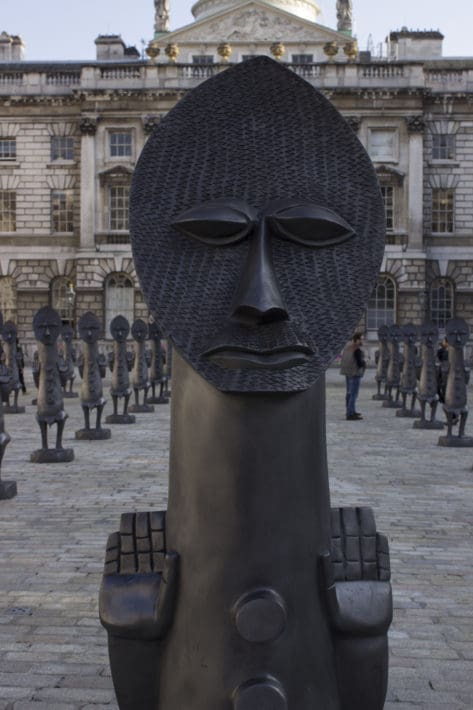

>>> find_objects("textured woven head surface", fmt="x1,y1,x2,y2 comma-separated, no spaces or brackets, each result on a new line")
131,56,385,393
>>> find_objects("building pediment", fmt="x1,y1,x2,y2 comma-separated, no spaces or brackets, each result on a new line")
165,1,345,44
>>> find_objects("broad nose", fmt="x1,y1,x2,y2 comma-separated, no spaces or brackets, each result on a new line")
230,219,288,326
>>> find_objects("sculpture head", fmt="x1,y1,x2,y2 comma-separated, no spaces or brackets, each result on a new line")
446,317,470,347
78,312,102,344
388,324,402,345
110,315,130,343
377,325,389,343
148,321,163,342
2,320,17,344
131,319,148,343
62,324,74,344
131,57,385,393
401,323,418,346
33,307,62,346
420,322,439,347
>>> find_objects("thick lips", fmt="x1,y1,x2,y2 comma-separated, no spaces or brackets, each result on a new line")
203,344,313,370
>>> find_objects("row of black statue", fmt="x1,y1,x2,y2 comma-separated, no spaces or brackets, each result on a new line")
374,319,472,447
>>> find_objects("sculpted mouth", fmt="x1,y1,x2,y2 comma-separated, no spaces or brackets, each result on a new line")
203,344,313,370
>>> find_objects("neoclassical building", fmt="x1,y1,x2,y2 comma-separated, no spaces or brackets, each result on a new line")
1,0,473,354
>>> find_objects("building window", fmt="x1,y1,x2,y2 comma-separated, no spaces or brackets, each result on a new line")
368,129,397,162
109,185,130,231
50,277,75,325
430,279,454,329
105,273,134,335
51,136,74,161
51,190,74,233
109,131,132,158
0,276,17,323
192,55,214,64
291,54,313,63
0,190,16,231
432,134,455,161
381,185,394,231
0,138,16,161
432,188,454,233
366,275,396,330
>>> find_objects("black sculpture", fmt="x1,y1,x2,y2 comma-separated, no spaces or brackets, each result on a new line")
396,323,420,418
1,321,25,414
100,57,391,709
413,322,444,430
382,324,403,408
58,325,78,398
438,318,473,446
372,324,390,401
0,312,16,500
31,350,40,405
147,322,169,405
105,316,135,425
128,319,154,414
31,307,74,463
75,312,111,441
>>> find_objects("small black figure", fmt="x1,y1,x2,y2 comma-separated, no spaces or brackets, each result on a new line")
396,323,420,418
382,324,403,409
16,339,26,394
31,307,74,463
31,351,40,405
0,312,16,499
413,323,444,430
129,320,154,413
372,324,390,401
146,322,169,405
59,325,78,398
438,318,473,447
105,316,136,425
75,312,111,441
1,321,25,414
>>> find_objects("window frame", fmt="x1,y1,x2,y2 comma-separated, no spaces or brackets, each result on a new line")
51,189,74,234
50,135,75,162
432,133,455,161
0,189,16,232
366,275,397,331
50,276,76,325
429,279,454,330
0,138,17,161
108,130,133,160
368,128,398,163
109,183,130,232
380,185,395,232
104,272,134,336
431,188,454,234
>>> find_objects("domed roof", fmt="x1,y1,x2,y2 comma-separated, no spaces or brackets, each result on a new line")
191,0,321,23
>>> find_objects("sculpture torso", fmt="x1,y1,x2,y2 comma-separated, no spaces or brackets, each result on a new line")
111,341,130,396
387,340,401,386
4,339,19,390
37,342,65,422
81,341,104,407
376,340,389,382
418,342,437,401
150,340,164,383
132,340,148,389
444,344,467,413
400,341,417,393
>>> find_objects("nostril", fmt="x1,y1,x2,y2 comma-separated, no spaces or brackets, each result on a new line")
231,305,289,327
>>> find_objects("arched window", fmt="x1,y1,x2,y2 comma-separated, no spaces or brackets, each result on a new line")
430,279,454,330
105,273,134,336
0,276,17,323
366,275,396,330
50,277,76,326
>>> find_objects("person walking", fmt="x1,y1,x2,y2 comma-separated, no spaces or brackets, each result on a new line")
340,332,366,420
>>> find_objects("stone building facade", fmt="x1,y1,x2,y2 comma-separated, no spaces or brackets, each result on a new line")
1,0,473,356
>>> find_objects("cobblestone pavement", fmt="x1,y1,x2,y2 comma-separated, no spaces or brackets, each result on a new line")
0,371,472,709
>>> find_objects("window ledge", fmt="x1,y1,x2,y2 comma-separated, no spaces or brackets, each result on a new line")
47,160,76,168
428,160,459,167
0,162,20,169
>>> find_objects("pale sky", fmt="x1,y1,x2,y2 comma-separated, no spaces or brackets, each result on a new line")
1,1,471,61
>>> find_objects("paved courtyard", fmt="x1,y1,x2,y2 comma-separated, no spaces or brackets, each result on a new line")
0,370,472,709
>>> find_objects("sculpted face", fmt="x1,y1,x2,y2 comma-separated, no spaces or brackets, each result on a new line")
62,325,74,344
420,322,438,347
110,315,130,343
2,321,17,344
377,325,389,343
148,321,163,342
131,319,148,343
131,57,385,393
33,307,62,346
446,318,470,347
388,325,402,345
79,312,101,344
402,323,418,346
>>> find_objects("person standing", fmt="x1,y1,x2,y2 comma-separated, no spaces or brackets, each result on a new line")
340,332,366,420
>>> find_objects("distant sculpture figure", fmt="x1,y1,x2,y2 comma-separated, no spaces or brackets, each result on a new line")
147,322,169,405
0,312,16,499
31,307,74,463
105,316,136,425
438,318,473,446
396,323,420,418
154,0,170,33
413,322,444,430
75,312,111,441
383,324,403,408
31,350,40,405
59,325,78,398
129,320,154,413
337,0,353,33
1,321,25,414
372,324,390,400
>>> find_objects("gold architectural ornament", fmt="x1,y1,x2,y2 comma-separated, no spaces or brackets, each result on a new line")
323,41,339,60
270,42,285,61
217,42,232,62
343,39,358,62
146,40,160,62
165,43,180,63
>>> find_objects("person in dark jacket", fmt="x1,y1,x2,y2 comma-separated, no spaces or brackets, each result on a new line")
340,332,366,420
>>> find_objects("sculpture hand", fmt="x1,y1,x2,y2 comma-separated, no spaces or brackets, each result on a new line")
99,511,178,640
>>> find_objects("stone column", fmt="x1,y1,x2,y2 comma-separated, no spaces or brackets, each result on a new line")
406,116,425,251
79,118,97,250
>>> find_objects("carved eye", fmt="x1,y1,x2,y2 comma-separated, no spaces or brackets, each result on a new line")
268,204,355,247
171,202,253,245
